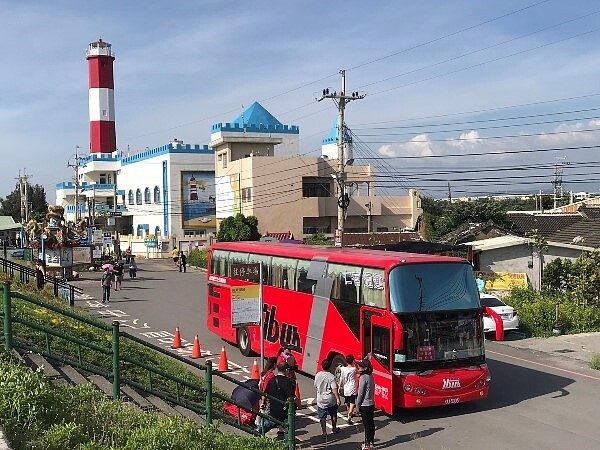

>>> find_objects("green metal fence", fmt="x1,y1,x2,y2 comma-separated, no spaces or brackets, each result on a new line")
0,281,296,449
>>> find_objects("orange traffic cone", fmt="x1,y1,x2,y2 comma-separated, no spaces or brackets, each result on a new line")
217,346,230,372
191,335,202,359
295,381,301,402
172,327,182,349
250,358,260,379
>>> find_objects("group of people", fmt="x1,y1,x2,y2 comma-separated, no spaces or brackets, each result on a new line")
101,255,137,303
315,354,376,449
248,346,376,449
171,248,187,272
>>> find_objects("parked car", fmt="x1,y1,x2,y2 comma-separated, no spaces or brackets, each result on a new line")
480,294,519,334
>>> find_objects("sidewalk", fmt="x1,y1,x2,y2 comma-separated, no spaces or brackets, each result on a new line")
498,332,600,365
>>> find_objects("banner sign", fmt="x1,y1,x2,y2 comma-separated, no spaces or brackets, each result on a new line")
484,272,528,290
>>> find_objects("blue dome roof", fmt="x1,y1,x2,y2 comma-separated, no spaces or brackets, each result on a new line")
231,102,283,128
322,117,352,145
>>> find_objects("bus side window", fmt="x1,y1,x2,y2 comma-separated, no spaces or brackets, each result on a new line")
248,254,271,284
327,263,360,304
361,269,386,308
372,324,391,371
228,252,249,279
297,260,316,294
271,257,297,290
211,250,229,276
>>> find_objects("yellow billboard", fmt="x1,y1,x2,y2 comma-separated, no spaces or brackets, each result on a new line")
483,272,529,290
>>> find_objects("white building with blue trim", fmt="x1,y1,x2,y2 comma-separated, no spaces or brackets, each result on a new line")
55,139,215,255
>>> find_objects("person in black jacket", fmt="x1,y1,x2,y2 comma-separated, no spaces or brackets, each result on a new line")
35,259,45,289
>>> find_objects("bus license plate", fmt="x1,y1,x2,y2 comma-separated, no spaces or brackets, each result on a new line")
444,398,460,405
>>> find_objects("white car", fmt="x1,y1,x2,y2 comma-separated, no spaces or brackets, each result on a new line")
480,294,519,334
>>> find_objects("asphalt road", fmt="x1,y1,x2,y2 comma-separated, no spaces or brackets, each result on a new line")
72,259,600,449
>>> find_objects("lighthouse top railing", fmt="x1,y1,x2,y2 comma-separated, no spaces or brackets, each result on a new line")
87,39,113,57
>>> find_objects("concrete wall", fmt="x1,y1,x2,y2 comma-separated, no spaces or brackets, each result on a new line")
477,243,584,290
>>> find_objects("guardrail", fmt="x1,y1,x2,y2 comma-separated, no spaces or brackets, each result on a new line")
0,257,82,305
0,282,295,449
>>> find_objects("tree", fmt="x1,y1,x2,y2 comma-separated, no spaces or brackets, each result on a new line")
216,213,261,242
421,196,510,240
305,232,332,246
0,183,48,223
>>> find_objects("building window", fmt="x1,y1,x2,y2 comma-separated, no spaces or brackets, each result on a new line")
136,189,142,205
242,187,252,203
128,190,134,205
218,152,227,168
99,173,107,184
302,177,332,197
144,187,151,204
155,226,161,237
154,186,160,203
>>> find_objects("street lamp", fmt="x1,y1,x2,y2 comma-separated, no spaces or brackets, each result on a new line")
41,233,47,265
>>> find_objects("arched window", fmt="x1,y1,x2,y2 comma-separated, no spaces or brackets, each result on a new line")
144,187,151,204
155,226,161,237
128,190,134,205
154,186,160,203
136,189,142,205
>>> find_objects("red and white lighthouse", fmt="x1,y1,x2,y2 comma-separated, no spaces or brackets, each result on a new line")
87,39,116,154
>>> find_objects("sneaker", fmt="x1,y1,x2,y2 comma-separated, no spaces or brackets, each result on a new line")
347,416,353,424
331,427,340,434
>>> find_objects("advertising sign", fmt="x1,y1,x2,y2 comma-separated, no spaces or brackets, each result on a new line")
231,285,261,326
483,272,528,290
215,175,240,219
181,171,216,228
72,246,92,264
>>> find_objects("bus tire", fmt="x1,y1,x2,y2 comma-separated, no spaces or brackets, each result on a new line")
237,326,253,357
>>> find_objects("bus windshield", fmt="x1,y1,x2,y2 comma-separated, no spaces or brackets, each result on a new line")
389,262,480,313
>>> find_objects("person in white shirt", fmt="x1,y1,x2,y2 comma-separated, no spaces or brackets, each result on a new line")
338,354,358,423
314,358,341,436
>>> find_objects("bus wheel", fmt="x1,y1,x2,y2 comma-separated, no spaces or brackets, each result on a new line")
237,326,252,357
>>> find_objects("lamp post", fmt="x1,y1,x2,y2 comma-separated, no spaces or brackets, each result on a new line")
365,202,372,233
41,233,47,265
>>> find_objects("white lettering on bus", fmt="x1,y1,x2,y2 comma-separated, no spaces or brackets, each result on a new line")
444,397,460,404
442,378,461,389
374,384,389,400
263,304,303,352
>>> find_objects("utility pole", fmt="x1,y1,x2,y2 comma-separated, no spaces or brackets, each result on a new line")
318,70,365,247
67,146,87,222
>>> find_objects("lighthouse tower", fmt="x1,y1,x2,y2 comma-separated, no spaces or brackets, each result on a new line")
87,39,116,154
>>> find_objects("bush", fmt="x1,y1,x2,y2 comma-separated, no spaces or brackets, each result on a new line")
590,354,600,371
0,350,285,449
506,287,600,337
187,248,208,268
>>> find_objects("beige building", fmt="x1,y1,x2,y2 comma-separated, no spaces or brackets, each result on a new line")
210,102,422,240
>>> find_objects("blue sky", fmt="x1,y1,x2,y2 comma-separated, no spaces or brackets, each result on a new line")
1,0,599,202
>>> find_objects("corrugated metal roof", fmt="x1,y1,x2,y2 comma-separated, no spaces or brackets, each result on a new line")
464,235,528,251
0,216,19,231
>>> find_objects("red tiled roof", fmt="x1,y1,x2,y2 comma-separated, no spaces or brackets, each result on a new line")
263,231,294,241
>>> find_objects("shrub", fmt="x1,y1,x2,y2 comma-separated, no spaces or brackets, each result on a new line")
590,354,600,371
506,287,600,337
187,248,208,268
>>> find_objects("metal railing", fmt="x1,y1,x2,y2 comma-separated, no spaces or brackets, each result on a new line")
0,282,295,449
0,257,82,305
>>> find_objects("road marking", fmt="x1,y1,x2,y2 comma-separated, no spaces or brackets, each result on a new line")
487,349,600,381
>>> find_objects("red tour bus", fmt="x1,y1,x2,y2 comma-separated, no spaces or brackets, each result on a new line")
206,241,490,413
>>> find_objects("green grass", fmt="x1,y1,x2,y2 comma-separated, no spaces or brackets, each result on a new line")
0,350,284,450
590,354,600,371
0,277,285,449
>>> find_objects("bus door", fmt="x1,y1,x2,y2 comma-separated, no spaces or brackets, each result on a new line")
361,310,394,414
